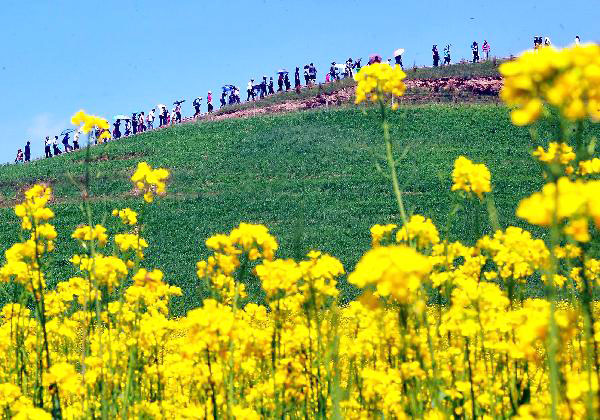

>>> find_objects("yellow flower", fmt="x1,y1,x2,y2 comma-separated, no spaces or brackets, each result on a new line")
370,223,397,247
131,162,170,203
112,208,138,225
72,224,108,247
70,109,109,133
532,142,575,165
500,44,600,124
354,62,406,105
396,215,440,249
451,156,491,199
349,245,431,303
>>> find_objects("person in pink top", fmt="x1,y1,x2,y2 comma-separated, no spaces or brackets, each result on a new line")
207,91,213,113
482,40,491,60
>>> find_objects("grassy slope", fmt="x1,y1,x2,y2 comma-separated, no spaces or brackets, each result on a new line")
3,102,583,314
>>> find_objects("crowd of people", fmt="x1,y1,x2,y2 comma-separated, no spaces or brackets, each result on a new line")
13,35,583,164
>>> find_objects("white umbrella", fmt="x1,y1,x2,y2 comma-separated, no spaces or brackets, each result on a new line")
114,115,130,120
394,48,405,57
157,104,167,109
335,63,346,70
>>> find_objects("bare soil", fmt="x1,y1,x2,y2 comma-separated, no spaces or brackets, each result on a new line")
192,76,503,123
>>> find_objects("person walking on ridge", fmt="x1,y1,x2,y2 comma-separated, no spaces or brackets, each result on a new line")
52,136,62,155
432,45,440,67
471,41,480,63
482,40,490,60
73,130,80,149
193,98,202,117
113,120,121,139
15,149,24,163
44,136,52,158
148,109,155,129
247,80,255,101
444,45,451,65
294,67,301,92
62,132,71,151
24,141,31,162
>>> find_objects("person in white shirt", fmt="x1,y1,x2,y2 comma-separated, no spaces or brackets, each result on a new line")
247,80,255,101
52,136,62,155
148,109,155,129
73,130,80,150
44,136,52,158
575,35,581,45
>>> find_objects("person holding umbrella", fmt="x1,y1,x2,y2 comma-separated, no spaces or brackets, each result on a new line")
24,141,31,162
277,73,284,92
268,77,274,95
393,49,403,69
62,132,72,151
172,101,184,123
193,98,202,117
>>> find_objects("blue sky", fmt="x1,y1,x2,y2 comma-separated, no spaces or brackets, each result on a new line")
1,0,597,163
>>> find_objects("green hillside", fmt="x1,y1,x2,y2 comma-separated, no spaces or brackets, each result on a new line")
2,102,593,313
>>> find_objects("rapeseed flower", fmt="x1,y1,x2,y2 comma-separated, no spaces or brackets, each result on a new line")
354,62,406,106
451,156,492,199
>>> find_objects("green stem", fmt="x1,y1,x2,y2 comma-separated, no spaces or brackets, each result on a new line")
379,99,409,226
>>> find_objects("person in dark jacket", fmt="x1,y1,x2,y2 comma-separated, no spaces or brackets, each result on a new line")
261,76,267,98
294,67,301,91
432,45,440,67
284,73,291,90
113,120,121,139
24,141,31,162
471,41,480,63
132,113,138,134
62,132,71,151
268,77,274,94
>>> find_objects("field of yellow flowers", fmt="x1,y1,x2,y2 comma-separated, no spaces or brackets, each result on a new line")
1,44,600,419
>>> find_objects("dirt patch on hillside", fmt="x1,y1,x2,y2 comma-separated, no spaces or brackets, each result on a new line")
405,77,502,96
201,77,502,122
